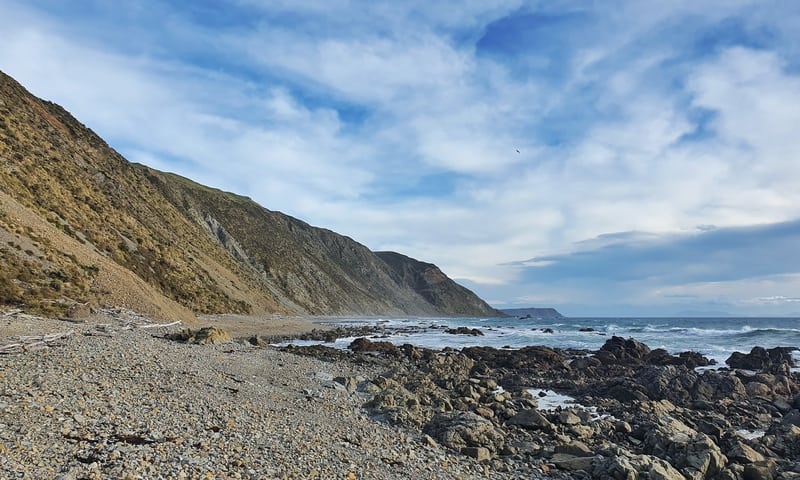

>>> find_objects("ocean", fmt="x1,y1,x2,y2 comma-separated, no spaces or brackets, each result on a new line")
293,316,800,367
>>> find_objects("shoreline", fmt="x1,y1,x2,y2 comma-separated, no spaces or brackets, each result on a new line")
2,310,798,478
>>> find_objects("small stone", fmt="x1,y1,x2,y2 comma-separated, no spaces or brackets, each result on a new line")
551,453,594,471
554,440,593,457
614,420,632,433
461,447,491,462
558,411,581,425
506,409,555,432
422,435,438,448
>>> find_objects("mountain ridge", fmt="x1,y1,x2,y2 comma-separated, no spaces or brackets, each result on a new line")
0,70,501,319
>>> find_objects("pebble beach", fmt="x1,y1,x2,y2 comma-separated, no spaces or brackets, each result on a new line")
0,313,497,480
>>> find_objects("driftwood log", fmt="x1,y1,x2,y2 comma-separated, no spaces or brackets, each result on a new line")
0,307,182,353
0,330,74,354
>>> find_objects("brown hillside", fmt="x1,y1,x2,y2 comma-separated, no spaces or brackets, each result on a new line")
0,70,501,318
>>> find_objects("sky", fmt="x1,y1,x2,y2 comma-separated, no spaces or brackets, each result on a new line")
1,1,800,316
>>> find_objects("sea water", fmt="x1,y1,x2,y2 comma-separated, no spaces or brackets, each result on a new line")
293,316,800,366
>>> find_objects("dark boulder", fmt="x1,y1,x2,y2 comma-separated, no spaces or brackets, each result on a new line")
348,337,400,356
636,365,697,404
444,327,484,336
726,346,797,374
423,411,506,455
676,351,714,368
692,371,746,403
462,345,569,372
642,349,713,368
596,336,651,365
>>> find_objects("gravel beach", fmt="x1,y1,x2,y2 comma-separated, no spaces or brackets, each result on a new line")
0,312,498,479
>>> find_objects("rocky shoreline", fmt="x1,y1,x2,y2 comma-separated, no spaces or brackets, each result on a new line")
287,326,800,479
1,313,798,479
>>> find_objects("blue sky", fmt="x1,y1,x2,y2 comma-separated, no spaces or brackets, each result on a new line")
2,0,800,316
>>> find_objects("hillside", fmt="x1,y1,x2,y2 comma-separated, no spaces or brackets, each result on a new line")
375,251,502,316
0,70,499,319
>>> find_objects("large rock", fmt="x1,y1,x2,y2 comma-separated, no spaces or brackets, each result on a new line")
461,345,569,372
365,377,427,427
692,370,747,403
636,365,697,404
644,416,727,480
726,347,797,374
646,349,713,368
743,460,776,480
348,337,400,356
596,336,651,365
169,326,231,345
444,327,484,336
727,441,766,464
592,446,685,480
550,453,595,472
423,411,505,455
506,409,556,432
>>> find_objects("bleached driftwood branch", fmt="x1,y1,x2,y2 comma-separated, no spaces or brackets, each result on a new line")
0,330,74,354
137,320,182,329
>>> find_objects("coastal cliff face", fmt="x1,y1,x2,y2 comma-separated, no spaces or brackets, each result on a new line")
375,251,502,317
0,70,500,319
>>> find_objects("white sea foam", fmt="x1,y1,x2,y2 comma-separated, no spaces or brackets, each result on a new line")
734,429,765,440
527,389,615,421
280,316,799,364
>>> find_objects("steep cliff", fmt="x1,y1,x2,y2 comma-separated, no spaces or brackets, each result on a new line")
375,251,503,317
0,70,500,318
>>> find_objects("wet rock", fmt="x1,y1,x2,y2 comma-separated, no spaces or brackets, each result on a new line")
773,398,793,413
569,356,602,370
615,421,633,434
747,381,773,397
726,347,797,374
348,337,400,356
645,349,713,368
462,345,569,373
444,327,484,336
764,419,800,459
423,411,505,456
596,336,651,365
